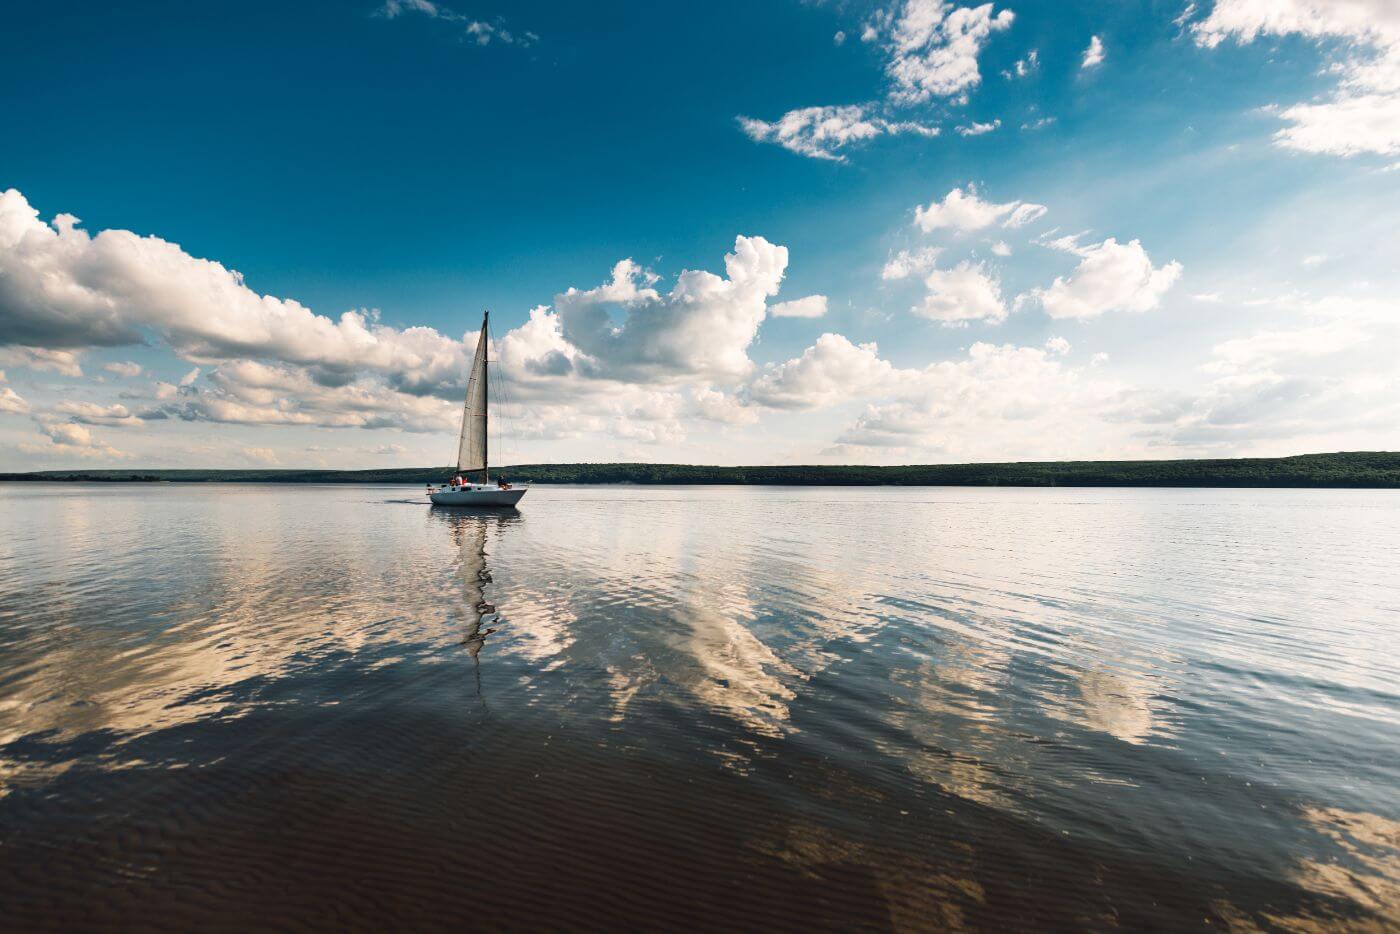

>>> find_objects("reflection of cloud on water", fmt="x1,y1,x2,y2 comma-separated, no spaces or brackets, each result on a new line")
667,602,799,737
1282,807,1400,927
0,502,527,794
1043,627,1180,747
489,512,870,741
1210,806,1400,931
1073,668,1157,745
755,819,986,931
884,649,1024,812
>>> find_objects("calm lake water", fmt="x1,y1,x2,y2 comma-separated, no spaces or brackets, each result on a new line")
0,483,1396,930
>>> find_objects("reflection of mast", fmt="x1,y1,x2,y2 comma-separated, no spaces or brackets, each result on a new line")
446,514,507,700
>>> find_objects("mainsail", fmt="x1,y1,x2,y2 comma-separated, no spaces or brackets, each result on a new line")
455,313,489,477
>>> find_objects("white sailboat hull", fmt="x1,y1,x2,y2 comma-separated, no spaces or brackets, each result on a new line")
428,485,528,508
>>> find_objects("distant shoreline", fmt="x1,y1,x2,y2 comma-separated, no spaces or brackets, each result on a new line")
3,452,1399,488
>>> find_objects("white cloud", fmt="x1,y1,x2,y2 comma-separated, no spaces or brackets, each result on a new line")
22,414,129,460
52,401,143,427
103,360,143,377
747,334,900,409
1045,336,1072,355
956,119,1001,136
914,185,1048,232
0,345,83,377
770,295,829,318
1195,0,1400,157
0,386,29,415
692,387,760,424
913,260,1007,325
1003,48,1039,79
179,366,201,387
738,106,938,162
881,247,943,280
1027,237,1182,320
866,1,1016,105
832,341,1119,457
990,240,1012,256
374,0,535,47
1081,35,1105,69
1131,295,1400,449
1271,93,1400,157
239,447,281,465
1193,1,1400,48
542,235,788,384
0,189,472,402
834,30,846,46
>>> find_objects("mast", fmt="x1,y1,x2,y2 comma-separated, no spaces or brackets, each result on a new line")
482,310,489,484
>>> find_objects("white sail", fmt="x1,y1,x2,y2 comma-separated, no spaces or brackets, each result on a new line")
455,316,488,475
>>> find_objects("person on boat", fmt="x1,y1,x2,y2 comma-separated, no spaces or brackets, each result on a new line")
498,479,511,490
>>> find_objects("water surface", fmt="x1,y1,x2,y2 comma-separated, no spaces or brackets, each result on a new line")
1,483,1397,929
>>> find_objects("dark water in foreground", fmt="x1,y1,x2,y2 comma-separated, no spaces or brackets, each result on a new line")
0,483,1396,931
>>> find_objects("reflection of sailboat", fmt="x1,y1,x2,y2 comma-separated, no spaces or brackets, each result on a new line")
428,311,528,508
439,512,518,672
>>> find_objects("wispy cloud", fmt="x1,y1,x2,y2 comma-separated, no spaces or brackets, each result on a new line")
738,105,937,162
373,0,536,47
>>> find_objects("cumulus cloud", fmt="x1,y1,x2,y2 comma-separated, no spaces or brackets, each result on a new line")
914,185,1048,232
542,235,788,383
103,360,143,377
0,386,29,415
0,189,472,400
881,247,943,280
149,359,456,432
1025,237,1182,319
738,106,938,162
747,334,901,409
770,295,829,318
0,345,83,377
913,261,1007,325
1130,295,1400,449
832,341,1118,457
22,414,129,460
52,401,144,427
1081,35,1105,69
739,330,1131,460
739,2,1014,161
692,387,760,424
865,0,1016,104
1195,0,1400,157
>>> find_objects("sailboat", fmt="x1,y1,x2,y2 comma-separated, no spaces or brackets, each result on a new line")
428,311,528,507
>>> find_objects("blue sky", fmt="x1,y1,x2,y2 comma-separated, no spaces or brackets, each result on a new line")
2,0,1397,468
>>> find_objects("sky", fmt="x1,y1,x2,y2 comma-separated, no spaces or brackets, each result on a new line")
1,0,1398,470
